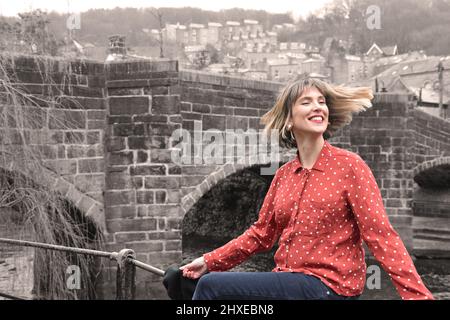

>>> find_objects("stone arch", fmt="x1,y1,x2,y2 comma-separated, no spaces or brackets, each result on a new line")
0,164,105,299
180,150,294,215
413,156,450,189
0,163,105,231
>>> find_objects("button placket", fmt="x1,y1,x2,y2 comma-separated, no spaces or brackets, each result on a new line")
291,169,311,225
284,168,311,267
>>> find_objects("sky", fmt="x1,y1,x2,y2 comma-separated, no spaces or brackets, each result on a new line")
0,0,333,20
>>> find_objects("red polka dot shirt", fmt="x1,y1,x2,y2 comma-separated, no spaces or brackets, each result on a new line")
203,140,435,300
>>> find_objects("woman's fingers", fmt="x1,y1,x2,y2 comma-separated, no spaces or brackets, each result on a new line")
179,263,192,272
179,257,206,278
181,267,199,279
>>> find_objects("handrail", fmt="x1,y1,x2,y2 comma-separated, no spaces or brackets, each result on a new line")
128,258,165,277
0,237,114,258
0,291,26,300
0,237,165,276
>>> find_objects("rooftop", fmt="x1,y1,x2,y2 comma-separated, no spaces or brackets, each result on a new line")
189,23,205,29
375,56,450,78
208,22,223,27
244,19,259,25
226,21,241,26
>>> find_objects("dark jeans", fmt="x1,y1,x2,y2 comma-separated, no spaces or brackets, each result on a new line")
192,272,360,300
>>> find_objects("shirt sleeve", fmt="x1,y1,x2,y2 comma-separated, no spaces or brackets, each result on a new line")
203,169,282,272
346,155,435,300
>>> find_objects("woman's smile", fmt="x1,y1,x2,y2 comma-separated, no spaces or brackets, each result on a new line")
307,115,325,124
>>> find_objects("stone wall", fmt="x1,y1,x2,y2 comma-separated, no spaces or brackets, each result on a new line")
411,109,450,257
413,109,450,163
345,93,418,250
413,187,450,257
101,60,181,299
0,55,106,226
0,208,34,300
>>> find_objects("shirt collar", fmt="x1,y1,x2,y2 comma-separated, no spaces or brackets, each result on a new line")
292,140,332,173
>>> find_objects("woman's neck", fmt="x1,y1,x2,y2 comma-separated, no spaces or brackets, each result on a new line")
295,135,325,169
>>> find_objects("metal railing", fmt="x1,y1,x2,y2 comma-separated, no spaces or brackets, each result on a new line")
0,237,165,300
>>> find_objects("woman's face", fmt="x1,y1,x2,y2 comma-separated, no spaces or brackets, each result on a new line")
290,86,329,137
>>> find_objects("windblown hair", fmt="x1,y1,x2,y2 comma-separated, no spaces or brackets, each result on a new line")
261,77,374,149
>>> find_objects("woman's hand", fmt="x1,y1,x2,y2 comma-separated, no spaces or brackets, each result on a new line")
179,256,208,279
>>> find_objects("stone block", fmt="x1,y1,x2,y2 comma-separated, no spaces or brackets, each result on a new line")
109,96,150,115
104,190,134,206
131,165,167,176
109,151,134,166
152,95,180,114
78,158,104,173
106,218,157,232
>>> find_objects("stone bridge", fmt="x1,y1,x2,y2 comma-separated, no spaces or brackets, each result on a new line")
0,55,448,299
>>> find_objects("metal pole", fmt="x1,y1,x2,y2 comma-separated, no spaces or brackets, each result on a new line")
0,237,166,275
128,258,165,277
0,237,113,258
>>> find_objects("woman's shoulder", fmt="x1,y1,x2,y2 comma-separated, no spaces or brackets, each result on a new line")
328,143,365,164
275,162,290,177
327,143,370,173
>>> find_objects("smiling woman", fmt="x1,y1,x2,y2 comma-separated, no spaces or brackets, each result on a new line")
261,77,373,149
179,77,435,300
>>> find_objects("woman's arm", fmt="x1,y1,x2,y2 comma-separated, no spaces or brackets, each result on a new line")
346,155,434,300
200,169,282,272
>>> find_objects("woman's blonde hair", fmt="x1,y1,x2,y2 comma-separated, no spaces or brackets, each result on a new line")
261,77,373,149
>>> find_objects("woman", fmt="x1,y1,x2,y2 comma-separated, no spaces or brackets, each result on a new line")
180,78,434,300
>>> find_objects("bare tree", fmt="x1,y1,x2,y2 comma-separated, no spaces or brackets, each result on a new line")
150,8,164,58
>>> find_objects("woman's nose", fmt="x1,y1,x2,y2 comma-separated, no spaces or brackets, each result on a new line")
312,102,322,110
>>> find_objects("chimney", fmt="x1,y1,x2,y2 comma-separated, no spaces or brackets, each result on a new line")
108,35,127,55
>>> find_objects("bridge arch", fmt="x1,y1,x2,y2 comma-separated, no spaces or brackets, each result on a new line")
180,151,294,216
0,162,105,231
0,163,105,299
413,156,450,189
